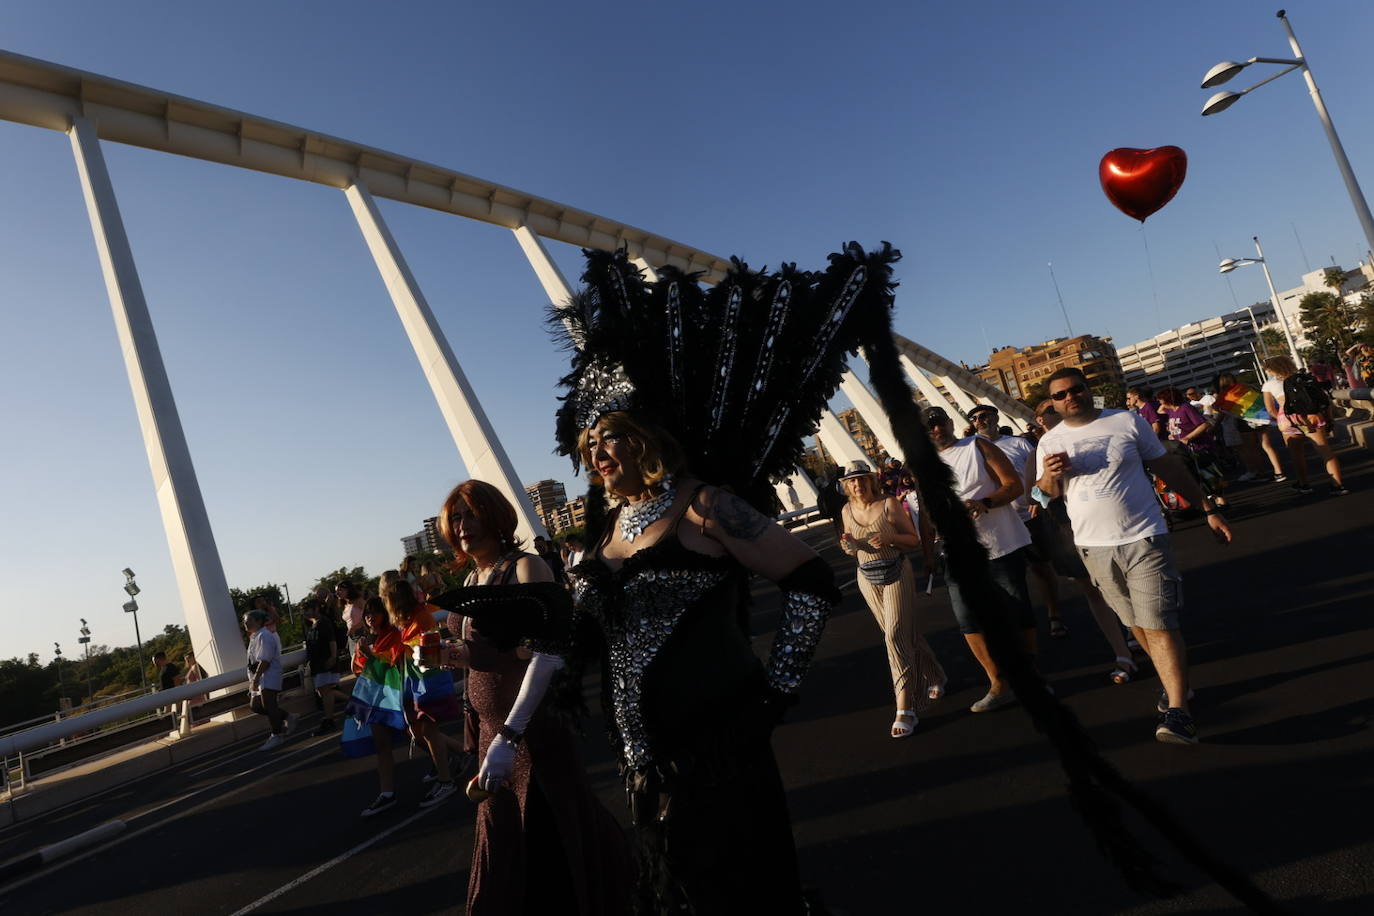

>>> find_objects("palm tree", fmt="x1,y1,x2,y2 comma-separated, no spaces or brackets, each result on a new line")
1322,266,1347,298
1298,291,1356,366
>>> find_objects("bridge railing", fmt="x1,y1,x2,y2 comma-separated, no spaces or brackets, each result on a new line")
1,648,306,793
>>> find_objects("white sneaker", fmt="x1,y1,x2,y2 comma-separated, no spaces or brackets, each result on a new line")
1237,472,1258,482
259,733,284,751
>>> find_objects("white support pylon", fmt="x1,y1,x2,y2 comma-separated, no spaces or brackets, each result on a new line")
68,116,245,678
840,367,902,460
775,466,819,513
899,356,963,420
938,375,982,417
346,181,542,545
513,225,575,307
630,256,660,282
817,409,870,471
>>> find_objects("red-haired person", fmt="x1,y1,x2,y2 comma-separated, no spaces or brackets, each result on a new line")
434,479,630,915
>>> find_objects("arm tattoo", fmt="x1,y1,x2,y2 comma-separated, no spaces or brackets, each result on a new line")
714,491,770,540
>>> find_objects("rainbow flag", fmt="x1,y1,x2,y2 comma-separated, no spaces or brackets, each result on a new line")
341,656,461,757
1213,383,1270,423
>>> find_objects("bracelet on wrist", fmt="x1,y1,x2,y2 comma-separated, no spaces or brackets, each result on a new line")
497,725,525,745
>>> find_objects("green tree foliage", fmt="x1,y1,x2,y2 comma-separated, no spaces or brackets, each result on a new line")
310,566,374,595
1322,267,1347,297
1297,291,1358,368
1356,294,1374,346
1019,379,1049,410
1095,381,1126,409
1258,327,1288,360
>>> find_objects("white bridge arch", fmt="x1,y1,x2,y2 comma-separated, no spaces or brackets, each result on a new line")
0,49,1032,677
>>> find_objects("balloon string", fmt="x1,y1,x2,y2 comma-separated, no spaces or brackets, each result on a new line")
1139,224,1172,388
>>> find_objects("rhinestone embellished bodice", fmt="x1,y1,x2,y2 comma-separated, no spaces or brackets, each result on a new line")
572,539,739,771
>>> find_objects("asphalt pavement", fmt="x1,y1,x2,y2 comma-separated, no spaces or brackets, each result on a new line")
2,445,1372,915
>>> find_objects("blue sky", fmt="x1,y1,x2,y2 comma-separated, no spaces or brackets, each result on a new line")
3,1,1373,665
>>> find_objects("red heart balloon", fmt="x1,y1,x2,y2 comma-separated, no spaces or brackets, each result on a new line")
1099,146,1188,222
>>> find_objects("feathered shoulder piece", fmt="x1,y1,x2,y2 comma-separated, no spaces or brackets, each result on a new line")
551,242,901,512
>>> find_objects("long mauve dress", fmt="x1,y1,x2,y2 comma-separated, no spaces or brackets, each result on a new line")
462,557,632,916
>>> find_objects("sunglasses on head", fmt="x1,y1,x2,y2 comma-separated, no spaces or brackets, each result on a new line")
1050,383,1087,401
925,412,948,428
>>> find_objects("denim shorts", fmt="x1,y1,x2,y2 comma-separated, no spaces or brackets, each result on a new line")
947,547,1035,635
1080,535,1183,631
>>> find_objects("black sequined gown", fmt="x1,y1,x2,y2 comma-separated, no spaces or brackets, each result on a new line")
572,517,817,915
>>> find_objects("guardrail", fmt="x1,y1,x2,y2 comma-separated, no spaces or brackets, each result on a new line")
0,688,153,743
1,649,306,791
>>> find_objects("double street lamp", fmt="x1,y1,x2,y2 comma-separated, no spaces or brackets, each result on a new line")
122,568,147,689
78,618,94,705
1201,9,1374,256
1219,235,1304,370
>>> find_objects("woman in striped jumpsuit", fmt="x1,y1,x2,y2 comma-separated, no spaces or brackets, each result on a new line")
839,460,947,738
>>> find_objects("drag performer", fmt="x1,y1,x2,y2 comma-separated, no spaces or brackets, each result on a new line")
573,409,834,913
429,479,631,916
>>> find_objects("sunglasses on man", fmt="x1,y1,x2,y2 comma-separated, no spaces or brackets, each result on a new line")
1050,383,1087,401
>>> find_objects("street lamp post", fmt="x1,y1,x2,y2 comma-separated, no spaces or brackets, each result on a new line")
122,569,147,689
78,618,93,705
53,642,65,699
1201,9,1374,256
1219,235,1304,369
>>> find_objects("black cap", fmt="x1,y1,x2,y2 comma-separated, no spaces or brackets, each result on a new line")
922,406,950,424
967,404,998,420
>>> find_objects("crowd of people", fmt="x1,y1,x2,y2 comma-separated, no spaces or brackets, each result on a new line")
218,241,1345,913
810,356,1360,753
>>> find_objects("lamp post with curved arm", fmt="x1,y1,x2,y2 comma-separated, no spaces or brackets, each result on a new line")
1219,235,1304,370
1201,10,1374,256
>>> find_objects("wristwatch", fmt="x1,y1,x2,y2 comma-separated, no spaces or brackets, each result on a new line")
979,497,995,510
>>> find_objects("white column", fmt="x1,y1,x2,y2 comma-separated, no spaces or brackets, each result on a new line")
789,466,819,504
938,375,981,415
630,256,660,281
774,466,819,512
513,225,575,306
900,355,962,419
68,116,245,678
345,181,541,544
817,409,869,470
839,369,902,458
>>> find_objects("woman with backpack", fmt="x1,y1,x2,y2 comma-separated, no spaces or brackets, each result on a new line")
1261,356,1348,496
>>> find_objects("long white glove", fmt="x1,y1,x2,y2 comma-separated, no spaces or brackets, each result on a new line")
475,651,565,791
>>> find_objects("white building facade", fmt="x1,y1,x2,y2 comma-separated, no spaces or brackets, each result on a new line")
1116,304,1277,390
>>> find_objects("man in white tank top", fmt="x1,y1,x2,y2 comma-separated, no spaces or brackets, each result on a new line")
925,406,1037,713
971,403,1072,639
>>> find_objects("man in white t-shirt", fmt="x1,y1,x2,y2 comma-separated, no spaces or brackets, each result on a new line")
244,609,291,750
1035,368,1233,745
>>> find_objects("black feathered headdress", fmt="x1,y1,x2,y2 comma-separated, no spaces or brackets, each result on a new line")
552,242,900,514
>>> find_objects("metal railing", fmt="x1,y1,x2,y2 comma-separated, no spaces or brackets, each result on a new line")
1,649,306,792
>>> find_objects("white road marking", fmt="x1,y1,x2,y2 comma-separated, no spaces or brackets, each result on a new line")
226,801,450,915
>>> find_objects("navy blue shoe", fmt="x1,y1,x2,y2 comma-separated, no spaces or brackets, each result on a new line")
1155,708,1198,745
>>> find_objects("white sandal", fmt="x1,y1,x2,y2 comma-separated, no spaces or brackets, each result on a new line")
891,710,917,739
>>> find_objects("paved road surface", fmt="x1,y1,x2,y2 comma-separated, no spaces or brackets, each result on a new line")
3,447,1372,914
